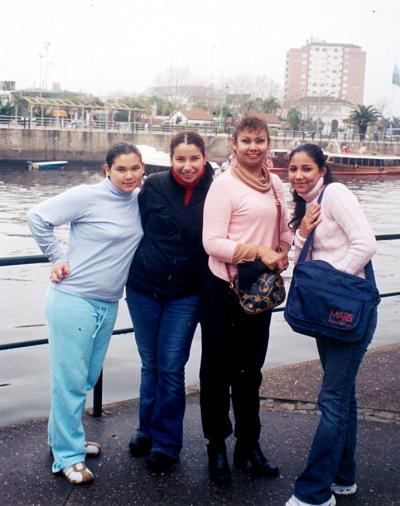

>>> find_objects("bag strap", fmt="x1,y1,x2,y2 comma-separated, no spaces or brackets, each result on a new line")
225,182,281,285
297,187,377,288
271,184,282,248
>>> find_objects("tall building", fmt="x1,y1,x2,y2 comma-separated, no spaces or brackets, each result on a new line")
284,38,366,105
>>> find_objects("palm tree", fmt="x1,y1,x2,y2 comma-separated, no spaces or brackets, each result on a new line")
286,107,302,131
348,105,380,141
262,96,281,115
240,98,261,114
390,116,400,128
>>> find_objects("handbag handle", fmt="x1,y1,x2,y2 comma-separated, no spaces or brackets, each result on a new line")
297,187,377,288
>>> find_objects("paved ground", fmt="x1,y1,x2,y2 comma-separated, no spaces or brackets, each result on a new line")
1,343,399,506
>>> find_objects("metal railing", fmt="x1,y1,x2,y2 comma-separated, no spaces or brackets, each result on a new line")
0,114,220,135
1,233,400,416
2,114,400,142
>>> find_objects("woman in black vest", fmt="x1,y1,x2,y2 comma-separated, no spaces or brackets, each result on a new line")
126,131,213,472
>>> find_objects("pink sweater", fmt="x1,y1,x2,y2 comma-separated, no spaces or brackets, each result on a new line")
294,177,377,278
203,169,292,281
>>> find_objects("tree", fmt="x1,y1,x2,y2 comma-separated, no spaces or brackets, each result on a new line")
286,108,302,130
348,105,380,141
262,96,281,115
390,116,400,128
224,73,280,99
113,96,153,122
219,104,234,117
240,98,262,114
153,65,192,107
192,102,208,111
149,95,176,116
0,102,13,115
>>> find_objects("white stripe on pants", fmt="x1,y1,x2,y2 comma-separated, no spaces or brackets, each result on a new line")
45,287,118,472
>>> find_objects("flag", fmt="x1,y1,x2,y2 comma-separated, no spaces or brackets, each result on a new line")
393,65,400,87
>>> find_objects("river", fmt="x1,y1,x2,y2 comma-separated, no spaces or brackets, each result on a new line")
0,164,399,425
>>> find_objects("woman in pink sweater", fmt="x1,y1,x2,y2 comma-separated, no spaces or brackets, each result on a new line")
285,144,377,506
200,116,292,485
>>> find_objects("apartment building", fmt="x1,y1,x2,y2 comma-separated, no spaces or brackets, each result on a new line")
284,38,366,105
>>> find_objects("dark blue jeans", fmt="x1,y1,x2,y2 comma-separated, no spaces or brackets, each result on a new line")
294,308,377,505
126,287,199,459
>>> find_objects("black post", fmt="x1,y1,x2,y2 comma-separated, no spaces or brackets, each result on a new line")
93,370,103,417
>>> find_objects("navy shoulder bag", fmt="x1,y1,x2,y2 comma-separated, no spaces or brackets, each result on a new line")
284,189,380,342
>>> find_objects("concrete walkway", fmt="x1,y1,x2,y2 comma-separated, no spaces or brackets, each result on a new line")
1,343,399,506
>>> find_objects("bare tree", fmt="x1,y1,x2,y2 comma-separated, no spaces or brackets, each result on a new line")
224,73,280,99
153,66,193,107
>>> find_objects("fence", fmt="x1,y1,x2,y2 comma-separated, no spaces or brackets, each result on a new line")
1,234,400,416
1,114,400,143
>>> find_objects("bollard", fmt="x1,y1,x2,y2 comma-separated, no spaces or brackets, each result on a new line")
93,370,103,417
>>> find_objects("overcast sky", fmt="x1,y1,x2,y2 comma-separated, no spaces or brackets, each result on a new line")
1,0,400,114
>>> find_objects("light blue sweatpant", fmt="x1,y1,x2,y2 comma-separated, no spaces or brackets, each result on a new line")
45,287,118,473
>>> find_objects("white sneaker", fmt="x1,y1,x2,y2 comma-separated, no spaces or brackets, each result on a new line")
285,494,336,506
331,482,357,495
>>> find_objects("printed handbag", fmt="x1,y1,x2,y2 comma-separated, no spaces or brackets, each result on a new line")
233,260,286,314
284,189,380,342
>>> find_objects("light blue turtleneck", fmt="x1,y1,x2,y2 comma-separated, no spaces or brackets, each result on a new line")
27,177,143,301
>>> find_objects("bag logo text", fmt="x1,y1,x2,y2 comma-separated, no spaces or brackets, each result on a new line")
328,309,353,327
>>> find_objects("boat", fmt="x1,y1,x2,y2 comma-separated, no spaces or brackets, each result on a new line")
270,148,289,173
325,153,400,175
27,161,68,171
136,144,220,175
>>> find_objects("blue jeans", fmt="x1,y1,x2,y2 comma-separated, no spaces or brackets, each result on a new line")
126,287,199,458
294,308,377,505
45,287,118,472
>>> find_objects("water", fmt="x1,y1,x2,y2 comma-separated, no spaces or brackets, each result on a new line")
1,165,399,425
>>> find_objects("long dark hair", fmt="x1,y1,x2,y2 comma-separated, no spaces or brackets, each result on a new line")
288,143,334,230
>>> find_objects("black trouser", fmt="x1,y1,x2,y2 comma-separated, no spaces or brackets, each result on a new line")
199,269,272,444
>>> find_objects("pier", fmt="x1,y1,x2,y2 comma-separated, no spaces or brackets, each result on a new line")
0,343,399,505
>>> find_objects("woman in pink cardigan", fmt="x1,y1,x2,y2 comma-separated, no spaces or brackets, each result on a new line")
285,144,377,506
200,116,292,486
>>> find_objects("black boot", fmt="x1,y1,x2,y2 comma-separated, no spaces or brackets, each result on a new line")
146,451,178,473
129,435,152,457
207,440,232,486
233,441,279,477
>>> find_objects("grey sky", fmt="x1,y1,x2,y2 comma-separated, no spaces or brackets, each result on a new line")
1,0,400,114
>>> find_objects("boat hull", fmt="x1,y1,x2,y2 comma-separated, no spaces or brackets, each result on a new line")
28,161,68,171
327,163,400,176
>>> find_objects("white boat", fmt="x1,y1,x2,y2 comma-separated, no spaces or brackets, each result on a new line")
27,161,68,171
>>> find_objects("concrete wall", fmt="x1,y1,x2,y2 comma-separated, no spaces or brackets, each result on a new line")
0,128,232,163
1,128,399,164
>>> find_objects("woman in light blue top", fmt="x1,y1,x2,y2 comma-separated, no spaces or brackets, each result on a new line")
27,142,144,484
